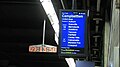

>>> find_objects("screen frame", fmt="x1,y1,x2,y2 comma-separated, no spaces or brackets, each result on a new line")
58,9,88,58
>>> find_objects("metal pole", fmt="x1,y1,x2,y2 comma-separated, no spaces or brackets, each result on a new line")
72,0,75,9
60,0,65,9
42,20,46,46
72,0,77,9
97,0,101,12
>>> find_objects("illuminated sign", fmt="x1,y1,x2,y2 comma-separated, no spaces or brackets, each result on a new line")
59,10,88,57
29,45,57,53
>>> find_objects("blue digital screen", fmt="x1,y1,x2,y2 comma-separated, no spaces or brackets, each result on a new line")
59,10,87,56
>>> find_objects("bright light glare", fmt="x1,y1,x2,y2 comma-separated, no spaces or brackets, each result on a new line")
65,58,76,67
40,0,75,67
40,0,59,45
55,34,58,44
40,0,55,15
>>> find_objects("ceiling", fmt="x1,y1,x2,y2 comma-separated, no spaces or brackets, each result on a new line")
0,0,111,67
0,0,65,67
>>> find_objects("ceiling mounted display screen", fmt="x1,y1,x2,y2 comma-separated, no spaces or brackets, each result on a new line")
59,10,88,57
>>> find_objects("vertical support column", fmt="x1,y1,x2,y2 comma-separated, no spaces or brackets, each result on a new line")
72,0,77,9
104,22,110,67
42,20,46,46
97,0,101,12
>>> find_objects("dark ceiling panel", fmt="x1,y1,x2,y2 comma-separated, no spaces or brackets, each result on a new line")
0,2,45,29
0,1,56,44
63,0,72,9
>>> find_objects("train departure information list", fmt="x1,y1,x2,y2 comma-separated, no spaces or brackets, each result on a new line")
60,10,87,56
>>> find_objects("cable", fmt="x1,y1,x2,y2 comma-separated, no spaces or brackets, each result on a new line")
60,0,65,9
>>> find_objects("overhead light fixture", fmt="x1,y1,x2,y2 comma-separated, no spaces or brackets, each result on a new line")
40,0,59,44
39,0,75,67
65,58,76,67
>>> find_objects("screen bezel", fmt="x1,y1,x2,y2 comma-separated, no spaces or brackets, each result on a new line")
58,9,88,58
